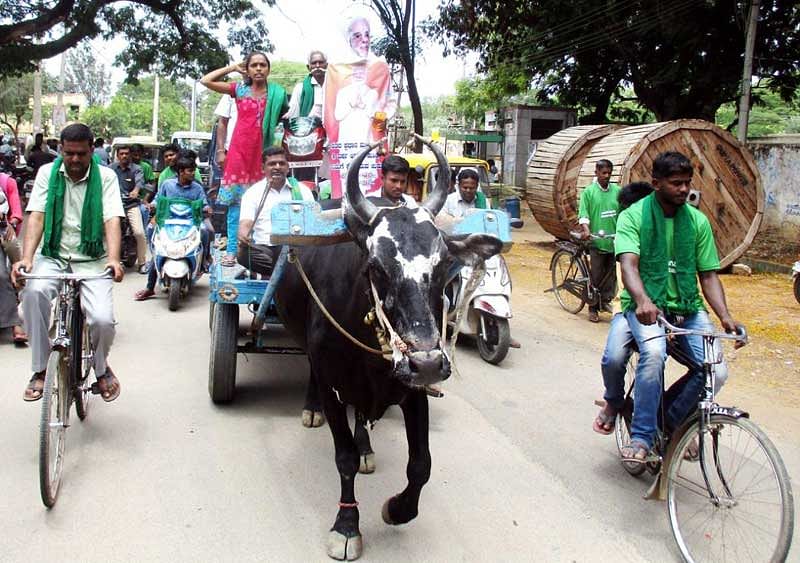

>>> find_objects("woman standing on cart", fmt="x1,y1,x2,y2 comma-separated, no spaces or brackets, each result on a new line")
200,52,288,266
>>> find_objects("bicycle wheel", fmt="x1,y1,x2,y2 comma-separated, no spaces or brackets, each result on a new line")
39,349,70,508
74,316,94,421
550,250,587,314
667,415,794,562
614,351,646,476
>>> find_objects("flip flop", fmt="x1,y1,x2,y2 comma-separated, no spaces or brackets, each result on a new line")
620,440,649,465
23,372,46,402
92,369,121,402
134,289,155,301
592,404,617,435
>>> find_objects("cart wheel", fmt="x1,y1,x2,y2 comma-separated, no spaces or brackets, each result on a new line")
209,303,238,403
208,301,216,331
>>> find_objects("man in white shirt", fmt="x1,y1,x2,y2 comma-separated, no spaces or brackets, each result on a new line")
442,169,490,218
285,51,328,120
380,155,418,207
237,147,314,275
213,94,237,170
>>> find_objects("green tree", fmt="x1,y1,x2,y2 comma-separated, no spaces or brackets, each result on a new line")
0,74,33,139
1,0,276,82
269,60,309,94
716,85,800,136
65,45,111,107
427,0,800,123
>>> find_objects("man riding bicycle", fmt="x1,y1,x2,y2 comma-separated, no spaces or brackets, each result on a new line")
595,151,741,463
12,123,125,402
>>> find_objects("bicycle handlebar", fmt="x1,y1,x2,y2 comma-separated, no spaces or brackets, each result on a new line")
19,267,114,281
657,314,748,343
569,230,616,241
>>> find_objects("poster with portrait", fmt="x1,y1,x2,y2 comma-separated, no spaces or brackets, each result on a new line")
323,17,397,198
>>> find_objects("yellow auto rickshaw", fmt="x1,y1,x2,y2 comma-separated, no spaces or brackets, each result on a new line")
404,153,492,202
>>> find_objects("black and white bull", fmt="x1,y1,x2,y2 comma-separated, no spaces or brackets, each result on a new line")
275,139,502,560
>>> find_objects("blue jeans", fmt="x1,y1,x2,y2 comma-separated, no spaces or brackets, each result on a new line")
601,310,728,449
226,204,240,255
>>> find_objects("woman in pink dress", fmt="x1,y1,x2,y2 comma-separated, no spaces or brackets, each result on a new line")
201,52,288,264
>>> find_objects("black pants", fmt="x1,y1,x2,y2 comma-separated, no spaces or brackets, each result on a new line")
589,248,617,312
237,242,278,276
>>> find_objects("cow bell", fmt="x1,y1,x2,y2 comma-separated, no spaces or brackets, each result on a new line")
364,310,376,325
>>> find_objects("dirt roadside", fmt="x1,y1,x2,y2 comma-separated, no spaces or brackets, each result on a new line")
506,213,800,419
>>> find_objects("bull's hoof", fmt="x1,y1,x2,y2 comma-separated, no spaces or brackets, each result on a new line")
302,409,325,428
358,453,375,474
381,496,417,526
326,530,363,561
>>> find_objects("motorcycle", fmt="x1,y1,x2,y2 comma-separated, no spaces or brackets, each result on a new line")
446,253,514,365
120,196,139,269
792,260,800,305
151,201,204,311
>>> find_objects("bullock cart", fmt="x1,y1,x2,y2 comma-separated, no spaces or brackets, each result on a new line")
207,200,513,404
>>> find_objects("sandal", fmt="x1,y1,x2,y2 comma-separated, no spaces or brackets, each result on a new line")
620,440,649,464
12,326,28,346
23,371,46,402
92,368,121,402
592,402,617,435
134,288,155,301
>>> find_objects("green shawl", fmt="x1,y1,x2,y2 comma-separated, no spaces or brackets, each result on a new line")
287,177,303,200
154,197,204,227
299,75,315,117
262,82,288,151
638,193,699,313
474,190,487,209
41,156,105,259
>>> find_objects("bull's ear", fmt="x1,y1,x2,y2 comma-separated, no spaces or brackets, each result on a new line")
445,233,503,264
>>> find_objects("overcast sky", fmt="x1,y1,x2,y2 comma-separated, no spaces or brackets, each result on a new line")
45,0,477,101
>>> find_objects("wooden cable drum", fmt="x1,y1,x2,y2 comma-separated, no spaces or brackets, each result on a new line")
576,119,764,268
526,125,621,240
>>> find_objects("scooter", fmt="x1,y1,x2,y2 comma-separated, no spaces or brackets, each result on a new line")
152,202,204,311
792,260,800,305
446,253,514,365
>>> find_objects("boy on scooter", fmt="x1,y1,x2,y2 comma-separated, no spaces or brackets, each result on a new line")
134,156,211,301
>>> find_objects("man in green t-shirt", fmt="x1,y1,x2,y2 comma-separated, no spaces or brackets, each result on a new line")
596,151,742,463
578,159,621,322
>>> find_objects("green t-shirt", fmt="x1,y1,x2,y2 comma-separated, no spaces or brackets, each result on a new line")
615,199,720,313
578,181,621,253
139,159,155,184
158,166,202,188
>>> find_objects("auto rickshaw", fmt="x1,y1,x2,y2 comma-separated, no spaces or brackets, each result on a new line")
404,153,492,202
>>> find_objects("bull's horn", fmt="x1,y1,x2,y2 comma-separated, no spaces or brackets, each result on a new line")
346,140,384,224
417,134,449,216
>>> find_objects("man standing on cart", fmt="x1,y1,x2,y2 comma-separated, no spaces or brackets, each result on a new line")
286,51,328,120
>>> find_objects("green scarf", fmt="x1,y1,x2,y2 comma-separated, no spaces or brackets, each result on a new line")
638,193,699,313
474,190,487,209
299,75,315,117
41,156,105,259
155,197,204,227
287,177,303,200
261,82,288,151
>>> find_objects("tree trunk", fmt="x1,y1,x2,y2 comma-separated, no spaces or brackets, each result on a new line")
406,64,423,152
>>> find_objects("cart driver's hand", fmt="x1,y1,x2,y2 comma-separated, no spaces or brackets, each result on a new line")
106,261,125,283
11,258,31,288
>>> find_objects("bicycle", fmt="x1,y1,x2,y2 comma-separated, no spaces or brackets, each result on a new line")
614,315,794,562
21,267,112,508
548,231,616,314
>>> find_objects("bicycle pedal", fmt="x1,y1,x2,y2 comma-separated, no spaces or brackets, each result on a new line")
89,382,102,395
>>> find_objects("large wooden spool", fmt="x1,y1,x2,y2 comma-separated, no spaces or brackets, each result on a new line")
526,125,620,240
575,120,763,268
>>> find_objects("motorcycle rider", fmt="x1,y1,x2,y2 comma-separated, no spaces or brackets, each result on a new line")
134,156,211,301
442,169,490,218
109,145,148,273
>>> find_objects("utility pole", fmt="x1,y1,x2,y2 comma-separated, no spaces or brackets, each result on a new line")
152,74,160,139
53,53,67,134
32,67,42,135
738,0,760,143
190,80,197,132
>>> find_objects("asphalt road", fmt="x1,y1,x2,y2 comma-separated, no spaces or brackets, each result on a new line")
1,244,797,562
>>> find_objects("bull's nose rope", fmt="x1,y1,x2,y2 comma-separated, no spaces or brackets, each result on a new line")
288,249,388,357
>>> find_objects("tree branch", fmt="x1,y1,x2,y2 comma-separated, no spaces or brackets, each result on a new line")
0,0,75,46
